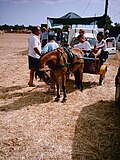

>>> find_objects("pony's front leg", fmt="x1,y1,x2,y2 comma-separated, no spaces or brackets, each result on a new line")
62,85,67,102
55,82,60,102
62,75,67,102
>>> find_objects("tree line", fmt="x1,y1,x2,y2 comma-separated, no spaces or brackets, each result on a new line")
0,16,120,37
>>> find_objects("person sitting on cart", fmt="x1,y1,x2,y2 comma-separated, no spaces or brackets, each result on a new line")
71,35,91,57
92,32,108,60
71,29,87,46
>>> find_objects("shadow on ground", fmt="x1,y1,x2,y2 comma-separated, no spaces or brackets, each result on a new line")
66,79,98,92
0,80,98,112
72,100,120,160
0,84,50,112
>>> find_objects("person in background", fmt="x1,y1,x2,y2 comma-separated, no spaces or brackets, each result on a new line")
41,27,47,48
104,30,109,39
42,34,59,94
48,29,55,36
56,30,62,46
28,26,42,87
104,30,109,48
42,34,59,54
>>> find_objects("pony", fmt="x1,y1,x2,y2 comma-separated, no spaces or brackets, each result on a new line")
38,47,84,102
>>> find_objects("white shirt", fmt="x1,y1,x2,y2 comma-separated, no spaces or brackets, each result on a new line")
96,39,106,51
28,33,41,59
42,40,59,54
74,41,91,56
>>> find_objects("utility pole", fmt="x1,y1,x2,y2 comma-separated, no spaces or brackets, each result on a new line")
104,0,108,31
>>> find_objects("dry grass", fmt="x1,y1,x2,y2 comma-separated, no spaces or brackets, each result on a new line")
0,33,120,160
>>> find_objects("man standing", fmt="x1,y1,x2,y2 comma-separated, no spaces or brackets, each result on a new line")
28,26,41,87
41,27,47,48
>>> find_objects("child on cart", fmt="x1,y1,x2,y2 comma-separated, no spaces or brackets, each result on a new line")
91,32,108,60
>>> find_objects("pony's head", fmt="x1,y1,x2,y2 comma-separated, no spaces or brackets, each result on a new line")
35,69,51,85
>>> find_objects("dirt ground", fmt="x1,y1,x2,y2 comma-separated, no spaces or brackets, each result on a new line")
0,33,120,160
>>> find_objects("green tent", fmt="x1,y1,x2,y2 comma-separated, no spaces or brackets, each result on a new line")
47,12,105,27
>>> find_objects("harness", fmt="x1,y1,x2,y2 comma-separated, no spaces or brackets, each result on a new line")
63,47,74,63
56,48,68,68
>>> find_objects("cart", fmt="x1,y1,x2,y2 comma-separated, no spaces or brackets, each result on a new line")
83,57,107,85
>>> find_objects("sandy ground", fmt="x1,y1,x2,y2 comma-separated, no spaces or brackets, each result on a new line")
0,33,120,160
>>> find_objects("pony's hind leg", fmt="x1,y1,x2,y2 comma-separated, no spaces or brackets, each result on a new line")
74,69,83,91
62,84,67,102
74,69,80,89
54,82,60,102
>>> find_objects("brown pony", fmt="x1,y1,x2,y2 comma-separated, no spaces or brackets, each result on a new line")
38,47,84,102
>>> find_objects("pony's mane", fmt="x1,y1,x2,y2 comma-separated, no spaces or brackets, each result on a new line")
40,47,64,67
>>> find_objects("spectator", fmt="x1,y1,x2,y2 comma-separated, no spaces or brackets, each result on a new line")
42,35,59,54
104,30,109,39
56,31,62,45
28,26,42,87
41,27,47,47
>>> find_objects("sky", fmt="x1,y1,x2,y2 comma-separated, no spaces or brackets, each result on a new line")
0,0,120,27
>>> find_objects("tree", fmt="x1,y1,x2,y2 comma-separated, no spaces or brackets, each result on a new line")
97,15,112,30
109,23,120,37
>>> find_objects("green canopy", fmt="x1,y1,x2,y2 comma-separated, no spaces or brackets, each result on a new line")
47,12,105,27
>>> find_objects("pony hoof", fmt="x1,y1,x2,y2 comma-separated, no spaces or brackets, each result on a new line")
54,97,60,102
62,97,67,103
80,88,83,92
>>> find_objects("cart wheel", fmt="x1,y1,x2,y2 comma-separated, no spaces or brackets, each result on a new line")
99,65,107,85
